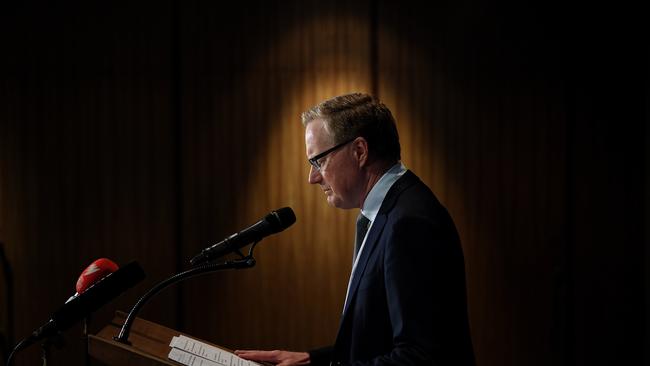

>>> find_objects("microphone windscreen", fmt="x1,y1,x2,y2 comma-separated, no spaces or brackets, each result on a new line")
270,207,296,232
54,261,145,332
76,258,119,294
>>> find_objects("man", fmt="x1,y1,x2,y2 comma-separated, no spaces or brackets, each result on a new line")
236,93,475,365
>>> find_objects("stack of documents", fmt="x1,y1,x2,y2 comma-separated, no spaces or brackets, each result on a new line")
168,335,261,366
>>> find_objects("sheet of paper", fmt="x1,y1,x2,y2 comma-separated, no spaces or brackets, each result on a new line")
169,348,221,366
168,335,260,366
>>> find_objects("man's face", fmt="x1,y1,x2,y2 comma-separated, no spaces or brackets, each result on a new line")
305,119,361,209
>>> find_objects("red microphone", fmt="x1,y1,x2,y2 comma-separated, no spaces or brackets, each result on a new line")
66,258,119,303
76,258,119,294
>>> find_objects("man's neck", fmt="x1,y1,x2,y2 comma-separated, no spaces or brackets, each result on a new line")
358,160,396,208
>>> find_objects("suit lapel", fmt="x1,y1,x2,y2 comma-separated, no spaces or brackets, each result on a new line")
334,170,421,356
339,170,419,317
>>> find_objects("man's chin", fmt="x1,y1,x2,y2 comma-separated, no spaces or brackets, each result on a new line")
327,196,356,210
327,195,341,208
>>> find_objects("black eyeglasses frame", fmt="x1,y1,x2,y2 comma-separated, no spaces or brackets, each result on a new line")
307,137,357,171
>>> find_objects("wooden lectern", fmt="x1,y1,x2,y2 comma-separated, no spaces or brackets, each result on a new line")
89,311,227,366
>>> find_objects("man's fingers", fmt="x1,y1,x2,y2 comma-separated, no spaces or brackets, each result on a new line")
235,349,309,365
235,350,281,362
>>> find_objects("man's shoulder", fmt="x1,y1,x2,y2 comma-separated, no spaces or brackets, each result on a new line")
381,170,442,215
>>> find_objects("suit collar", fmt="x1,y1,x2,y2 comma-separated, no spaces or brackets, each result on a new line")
360,162,407,222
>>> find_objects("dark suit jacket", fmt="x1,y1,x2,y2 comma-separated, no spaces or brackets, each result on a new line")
310,170,475,365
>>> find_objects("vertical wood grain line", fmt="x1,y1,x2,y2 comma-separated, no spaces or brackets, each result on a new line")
171,0,185,332
370,0,379,97
561,81,576,366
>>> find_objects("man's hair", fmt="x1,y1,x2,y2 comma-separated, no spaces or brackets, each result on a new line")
301,93,401,162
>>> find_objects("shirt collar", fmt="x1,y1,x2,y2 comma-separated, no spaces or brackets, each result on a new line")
360,162,407,222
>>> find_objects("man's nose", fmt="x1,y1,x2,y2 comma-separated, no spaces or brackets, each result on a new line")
308,166,321,184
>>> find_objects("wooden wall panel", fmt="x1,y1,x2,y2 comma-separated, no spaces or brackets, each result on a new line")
376,3,565,365
0,3,178,365
568,34,647,364
178,0,373,351
0,1,646,366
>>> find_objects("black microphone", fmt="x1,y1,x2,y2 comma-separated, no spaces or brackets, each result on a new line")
190,207,296,265
30,261,145,342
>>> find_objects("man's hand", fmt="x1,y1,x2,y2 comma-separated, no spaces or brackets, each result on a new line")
234,350,310,366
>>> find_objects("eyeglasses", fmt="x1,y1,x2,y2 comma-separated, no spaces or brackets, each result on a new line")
308,137,356,171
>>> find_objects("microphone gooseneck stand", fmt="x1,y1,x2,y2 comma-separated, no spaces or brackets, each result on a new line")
1,241,15,362
7,261,145,366
114,245,259,345
40,332,65,366
6,337,29,366
5,331,64,366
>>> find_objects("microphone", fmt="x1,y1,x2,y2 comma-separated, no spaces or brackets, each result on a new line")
76,258,119,294
30,261,145,342
65,258,119,303
190,207,296,265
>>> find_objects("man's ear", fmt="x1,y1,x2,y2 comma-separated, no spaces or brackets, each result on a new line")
352,137,369,168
